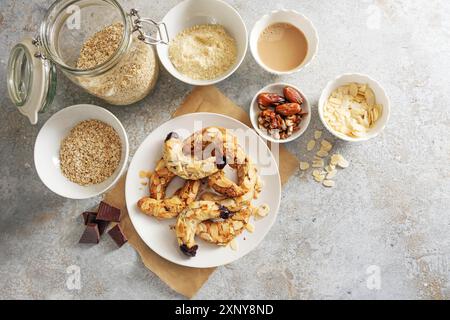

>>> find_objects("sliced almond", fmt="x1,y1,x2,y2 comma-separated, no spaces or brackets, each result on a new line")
300,161,310,171
257,204,270,217
330,154,340,166
312,158,324,168
326,169,337,179
314,130,323,140
312,170,326,182
321,140,333,151
337,155,349,168
307,140,316,151
316,149,329,158
230,239,238,251
325,164,336,173
349,83,358,97
245,223,255,233
323,180,336,188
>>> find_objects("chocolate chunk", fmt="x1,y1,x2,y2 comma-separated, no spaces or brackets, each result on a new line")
81,211,110,235
219,205,233,219
165,132,179,141
79,223,100,244
215,153,227,169
96,201,121,222
180,244,198,257
108,224,127,247
82,211,97,225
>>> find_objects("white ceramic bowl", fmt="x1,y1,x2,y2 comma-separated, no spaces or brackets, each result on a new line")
250,83,311,143
34,104,129,199
250,9,319,75
156,0,248,86
318,73,390,142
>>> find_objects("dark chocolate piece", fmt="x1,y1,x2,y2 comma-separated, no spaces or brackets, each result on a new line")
165,132,179,141
96,201,121,222
81,211,110,235
108,224,127,247
219,205,233,219
180,244,198,257
79,223,100,244
82,211,97,225
215,153,227,169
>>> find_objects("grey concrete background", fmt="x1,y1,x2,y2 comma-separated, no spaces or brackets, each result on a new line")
1,0,449,300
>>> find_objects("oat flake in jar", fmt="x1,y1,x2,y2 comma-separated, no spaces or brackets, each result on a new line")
7,0,169,123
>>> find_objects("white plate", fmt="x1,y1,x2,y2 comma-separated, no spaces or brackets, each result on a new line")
34,104,129,199
125,113,281,268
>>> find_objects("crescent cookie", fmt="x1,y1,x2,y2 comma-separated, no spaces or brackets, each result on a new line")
137,159,201,219
201,158,262,211
163,132,222,180
184,127,249,197
194,159,262,246
195,207,253,245
175,201,234,257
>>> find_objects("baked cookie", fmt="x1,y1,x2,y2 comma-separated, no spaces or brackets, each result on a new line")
163,132,221,180
137,159,201,219
175,201,234,256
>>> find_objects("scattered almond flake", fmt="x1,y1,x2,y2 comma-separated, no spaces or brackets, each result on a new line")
312,170,326,182
330,154,340,166
230,239,238,251
314,130,322,140
257,204,270,217
323,180,336,188
245,223,255,233
337,155,349,168
325,164,336,173
320,139,333,152
312,158,324,168
300,162,310,171
326,169,337,179
316,149,329,158
139,170,152,179
307,140,316,151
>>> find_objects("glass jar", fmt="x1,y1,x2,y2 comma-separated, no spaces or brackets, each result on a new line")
7,0,168,124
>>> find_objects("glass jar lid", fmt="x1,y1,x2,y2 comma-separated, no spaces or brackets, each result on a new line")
7,37,57,124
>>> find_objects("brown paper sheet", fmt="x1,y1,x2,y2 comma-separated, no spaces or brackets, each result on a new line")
103,86,299,298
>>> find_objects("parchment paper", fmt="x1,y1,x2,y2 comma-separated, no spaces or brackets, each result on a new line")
103,86,299,298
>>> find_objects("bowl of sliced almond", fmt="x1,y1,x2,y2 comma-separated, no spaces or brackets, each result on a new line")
318,73,390,142
250,83,311,143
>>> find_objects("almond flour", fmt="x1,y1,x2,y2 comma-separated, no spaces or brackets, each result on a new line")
60,120,121,186
76,23,158,105
168,24,237,80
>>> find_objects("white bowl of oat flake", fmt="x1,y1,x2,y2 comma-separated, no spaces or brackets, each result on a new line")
157,0,248,86
34,104,129,199
318,73,390,142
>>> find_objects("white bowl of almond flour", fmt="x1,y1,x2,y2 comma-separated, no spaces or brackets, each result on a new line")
157,0,248,85
34,104,129,199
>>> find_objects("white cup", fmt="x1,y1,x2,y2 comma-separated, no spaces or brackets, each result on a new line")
250,9,319,75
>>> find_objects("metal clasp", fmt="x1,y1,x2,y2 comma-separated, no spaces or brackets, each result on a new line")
130,9,169,45
31,36,47,60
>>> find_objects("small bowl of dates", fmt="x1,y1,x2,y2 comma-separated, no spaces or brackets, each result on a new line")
250,83,311,143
